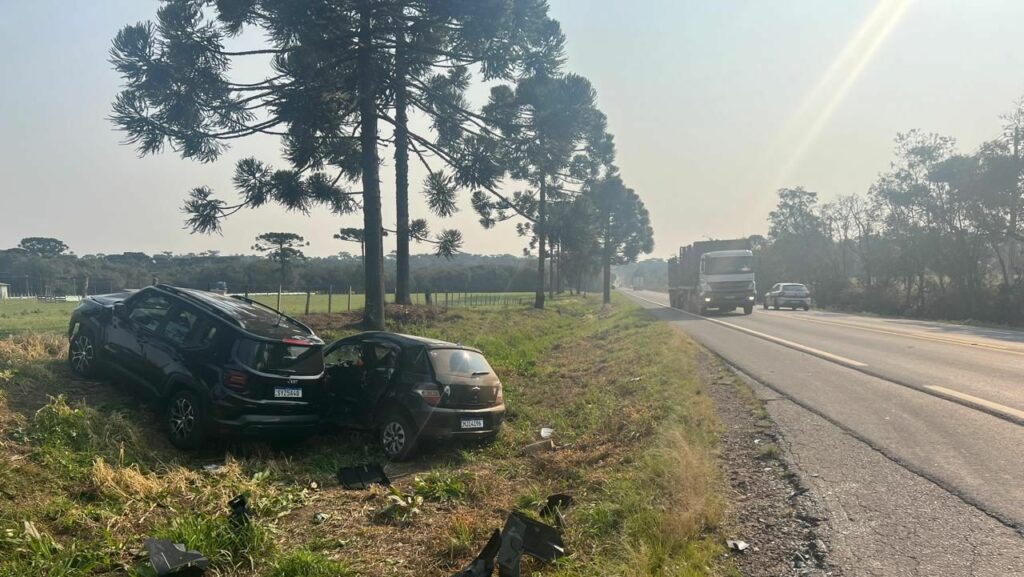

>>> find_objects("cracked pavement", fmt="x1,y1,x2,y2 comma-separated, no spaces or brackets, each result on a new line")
626,291,1024,576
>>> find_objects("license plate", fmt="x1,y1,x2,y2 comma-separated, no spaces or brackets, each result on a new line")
274,387,302,398
460,419,485,429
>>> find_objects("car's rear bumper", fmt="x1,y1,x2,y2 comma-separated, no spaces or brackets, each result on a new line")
212,412,321,437
776,297,811,308
411,404,506,439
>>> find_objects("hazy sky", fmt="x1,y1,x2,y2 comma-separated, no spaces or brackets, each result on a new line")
3,0,1024,259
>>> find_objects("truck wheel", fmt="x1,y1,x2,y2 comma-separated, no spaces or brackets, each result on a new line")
762,300,768,310
699,305,708,315
743,305,753,315
773,304,779,310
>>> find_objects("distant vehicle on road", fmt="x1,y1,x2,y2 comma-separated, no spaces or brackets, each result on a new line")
67,285,326,449
764,283,811,311
322,332,505,461
668,239,756,315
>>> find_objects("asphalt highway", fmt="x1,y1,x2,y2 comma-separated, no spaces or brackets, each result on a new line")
625,290,1024,576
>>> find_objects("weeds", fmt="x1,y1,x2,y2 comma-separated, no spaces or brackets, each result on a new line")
374,486,424,524
757,443,781,460
154,515,273,574
412,471,475,504
263,550,356,577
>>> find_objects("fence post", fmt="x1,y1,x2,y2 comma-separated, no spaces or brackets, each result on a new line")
328,284,333,314
244,284,249,299
348,286,352,311
305,290,311,315
277,285,282,311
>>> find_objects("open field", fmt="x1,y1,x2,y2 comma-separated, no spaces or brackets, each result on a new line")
0,296,732,577
0,292,542,336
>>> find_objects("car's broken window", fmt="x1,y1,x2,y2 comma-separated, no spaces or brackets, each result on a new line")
429,349,493,379
129,293,173,332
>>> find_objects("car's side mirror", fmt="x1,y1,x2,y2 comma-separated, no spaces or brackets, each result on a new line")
113,302,128,319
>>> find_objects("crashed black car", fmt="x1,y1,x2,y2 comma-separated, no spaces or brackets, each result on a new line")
67,285,326,448
323,332,505,460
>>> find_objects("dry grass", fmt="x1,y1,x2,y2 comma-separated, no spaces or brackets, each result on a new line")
0,296,732,577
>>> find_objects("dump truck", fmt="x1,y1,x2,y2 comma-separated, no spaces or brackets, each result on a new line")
667,239,756,315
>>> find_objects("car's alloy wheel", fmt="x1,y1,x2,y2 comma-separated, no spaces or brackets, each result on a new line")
382,420,407,457
380,410,418,461
69,332,95,376
168,396,196,442
166,389,207,450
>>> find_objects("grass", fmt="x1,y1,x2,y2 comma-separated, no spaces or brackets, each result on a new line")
0,294,734,577
0,292,540,335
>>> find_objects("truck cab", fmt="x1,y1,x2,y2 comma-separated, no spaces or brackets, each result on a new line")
698,249,756,314
668,239,756,315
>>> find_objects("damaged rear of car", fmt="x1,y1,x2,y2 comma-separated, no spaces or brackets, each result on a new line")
323,332,505,460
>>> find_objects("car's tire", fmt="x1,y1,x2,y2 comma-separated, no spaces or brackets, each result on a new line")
166,388,208,450
380,408,419,461
773,304,779,310
68,328,100,378
804,305,811,311
743,305,753,315
762,300,768,310
699,305,708,316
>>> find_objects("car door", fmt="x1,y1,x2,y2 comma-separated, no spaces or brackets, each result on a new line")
105,289,173,391
769,284,781,305
143,304,203,395
323,338,368,424
362,341,401,413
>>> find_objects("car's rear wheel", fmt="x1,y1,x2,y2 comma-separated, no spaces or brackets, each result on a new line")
166,389,208,450
743,305,753,315
762,300,768,310
68,328,99,378
380,409,418,461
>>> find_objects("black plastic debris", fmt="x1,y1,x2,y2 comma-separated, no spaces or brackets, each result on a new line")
450,529,501,577
227,494,249,528
144,538,209,577
539,493,573,529
539,493,573,517
337,463,390,490
497,514,525,577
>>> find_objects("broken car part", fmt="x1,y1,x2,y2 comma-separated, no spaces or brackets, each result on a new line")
450,529,501,577
227,494,249,527
727,539,750,552
144,538,209,577
337,463,390,490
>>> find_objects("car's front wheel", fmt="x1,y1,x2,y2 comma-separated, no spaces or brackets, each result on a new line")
380,409,419,461
166,389,208,450
68,328,99,378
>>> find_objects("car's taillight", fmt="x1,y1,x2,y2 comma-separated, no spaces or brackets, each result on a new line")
223,370,248,392
414,382,441,406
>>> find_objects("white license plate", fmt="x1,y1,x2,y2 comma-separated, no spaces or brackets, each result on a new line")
460,419,485,429
274,387,303,398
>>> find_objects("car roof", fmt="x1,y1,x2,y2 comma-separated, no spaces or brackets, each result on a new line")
340,331,481,352
152,285,318,341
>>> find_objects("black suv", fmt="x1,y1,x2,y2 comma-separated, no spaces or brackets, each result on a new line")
323,332,505,460
67,285,326,448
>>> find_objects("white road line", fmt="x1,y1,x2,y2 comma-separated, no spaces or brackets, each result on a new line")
628,292,868,368
628,291,1024,425
924,385,1024,422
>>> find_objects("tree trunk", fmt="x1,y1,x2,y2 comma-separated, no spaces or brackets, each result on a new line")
534,178,547,309
393,30,411,305
602,221,612,304
548,237,554,301
358,2,385,330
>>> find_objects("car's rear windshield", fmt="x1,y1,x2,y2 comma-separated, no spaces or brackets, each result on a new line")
428,349,493,379
235,338,324,376
783,284,808,291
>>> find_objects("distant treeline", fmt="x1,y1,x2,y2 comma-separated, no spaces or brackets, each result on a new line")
753,100,1024,324
0,249,605,297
